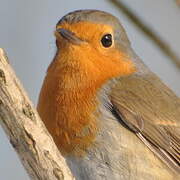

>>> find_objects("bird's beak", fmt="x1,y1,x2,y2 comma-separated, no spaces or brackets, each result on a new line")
56,28,84,45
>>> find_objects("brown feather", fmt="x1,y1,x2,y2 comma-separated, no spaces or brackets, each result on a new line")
111,73,180,173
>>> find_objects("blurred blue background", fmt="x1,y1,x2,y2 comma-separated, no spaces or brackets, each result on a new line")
0,0,179,179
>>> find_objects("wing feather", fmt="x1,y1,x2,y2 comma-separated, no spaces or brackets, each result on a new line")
110,73,180,173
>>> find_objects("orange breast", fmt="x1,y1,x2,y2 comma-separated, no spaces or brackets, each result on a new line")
37,25,135,156
37,60,100,156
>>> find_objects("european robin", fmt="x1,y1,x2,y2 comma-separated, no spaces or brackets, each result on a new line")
37,10,180,179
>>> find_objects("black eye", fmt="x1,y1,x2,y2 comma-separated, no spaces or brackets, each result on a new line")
101,34,112,48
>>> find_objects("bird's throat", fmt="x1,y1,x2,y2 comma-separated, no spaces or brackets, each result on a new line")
38,47,135,156
38,60,101,156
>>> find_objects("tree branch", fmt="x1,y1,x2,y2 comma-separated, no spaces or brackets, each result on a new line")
0,48,74,180
107,0,180,69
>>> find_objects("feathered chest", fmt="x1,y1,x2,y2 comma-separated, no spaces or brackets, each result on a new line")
37,66,106,156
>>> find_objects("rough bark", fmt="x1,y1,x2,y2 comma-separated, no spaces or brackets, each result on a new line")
0,48,74,180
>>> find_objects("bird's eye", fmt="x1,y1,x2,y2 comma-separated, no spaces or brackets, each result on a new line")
101,34,112,48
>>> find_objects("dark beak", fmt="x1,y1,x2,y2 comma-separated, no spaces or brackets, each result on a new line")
56,28,84,45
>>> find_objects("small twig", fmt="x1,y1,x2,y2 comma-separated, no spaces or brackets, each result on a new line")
107,0,180,69
0,48,74,180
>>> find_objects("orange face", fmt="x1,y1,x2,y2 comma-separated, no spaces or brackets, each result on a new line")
54,21,136,90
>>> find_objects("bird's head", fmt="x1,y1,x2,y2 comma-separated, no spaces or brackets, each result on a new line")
52,10,136,89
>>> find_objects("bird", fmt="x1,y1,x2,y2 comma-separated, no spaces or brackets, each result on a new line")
37,10,180,180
